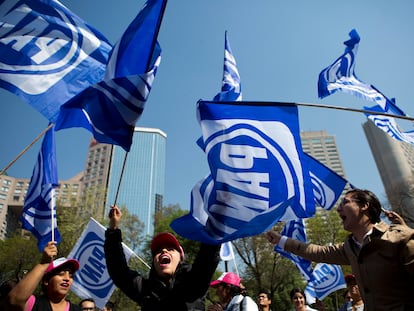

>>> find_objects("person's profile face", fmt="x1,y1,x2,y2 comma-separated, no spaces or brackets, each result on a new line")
153,245,181,279
337,194,364,231
215,283,231,304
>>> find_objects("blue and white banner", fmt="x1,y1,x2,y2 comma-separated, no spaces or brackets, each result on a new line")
0,0,111,122
21,124,60,252
304,153,347,210
318,29,414,145
304,263,346,303
55,0,166,151
363,103,414,144
171,101,315,244
275,219,314,281
213,31,242,102
68,218,135,310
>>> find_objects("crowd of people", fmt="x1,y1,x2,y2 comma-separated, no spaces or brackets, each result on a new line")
2,188,414,311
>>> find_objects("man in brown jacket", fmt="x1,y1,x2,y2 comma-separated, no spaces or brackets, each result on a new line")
266,188,414,311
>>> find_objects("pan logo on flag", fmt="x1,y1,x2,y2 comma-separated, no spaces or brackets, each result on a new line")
72,231,113,298
0,0,102,94
203,120,298,238
309,263,343,293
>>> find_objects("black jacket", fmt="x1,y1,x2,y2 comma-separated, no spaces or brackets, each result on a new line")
30,296,81,311
104,229,220,311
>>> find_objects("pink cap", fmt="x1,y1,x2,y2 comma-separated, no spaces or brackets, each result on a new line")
150,232,185,260
210,272,241,288
345,274,356,284
44,257,80,275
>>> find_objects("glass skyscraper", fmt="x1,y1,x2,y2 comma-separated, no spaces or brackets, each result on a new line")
106,127,166,236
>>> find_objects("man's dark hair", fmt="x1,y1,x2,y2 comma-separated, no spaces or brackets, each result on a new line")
105,301,114,310
347,189,381,223
258,290,271,300
79,298,95,306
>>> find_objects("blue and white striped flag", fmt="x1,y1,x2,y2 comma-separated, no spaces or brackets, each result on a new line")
56,0,166,151
213,31,242,102
55,0,166,151
304,153,347,210
21,124,61,252
363,103,414,144
275,219,314,281
318,29,414,145
171,101,315,244
68,218,135,310
0,0,111,122
304,263,346,303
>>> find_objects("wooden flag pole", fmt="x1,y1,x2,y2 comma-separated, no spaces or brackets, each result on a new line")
0,123,54,176
113,151,129,206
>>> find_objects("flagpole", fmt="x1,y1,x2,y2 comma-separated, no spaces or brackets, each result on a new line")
0,123,54,176
113,152,128,205
202,100,414,122
132,253,151,270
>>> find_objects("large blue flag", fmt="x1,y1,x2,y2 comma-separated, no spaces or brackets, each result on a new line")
55,0,166,151
21,124,61,251
213,31,242,102
0,0,111,122
171,101,315,244
318,29,414,145
304,153,347,211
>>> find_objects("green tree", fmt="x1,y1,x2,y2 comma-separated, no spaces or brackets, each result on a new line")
0,234,39,284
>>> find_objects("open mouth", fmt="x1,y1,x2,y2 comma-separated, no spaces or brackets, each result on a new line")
160,254,171,264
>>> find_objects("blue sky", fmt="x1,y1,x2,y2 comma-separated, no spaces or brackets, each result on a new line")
2,0,414,210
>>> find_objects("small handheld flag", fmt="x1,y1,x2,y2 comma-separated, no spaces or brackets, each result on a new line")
21,124,60,251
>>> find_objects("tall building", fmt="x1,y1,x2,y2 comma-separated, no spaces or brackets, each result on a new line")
104,127,167,236
300,130,347,179
363,119,414,226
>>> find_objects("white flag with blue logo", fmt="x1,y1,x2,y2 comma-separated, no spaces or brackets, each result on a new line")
0,0,111,122
220,241,235,261
55,0,166,151
304,263,346,303
68,218,135,310
171,101,315,244
21,124,61,252
318,29,414,145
